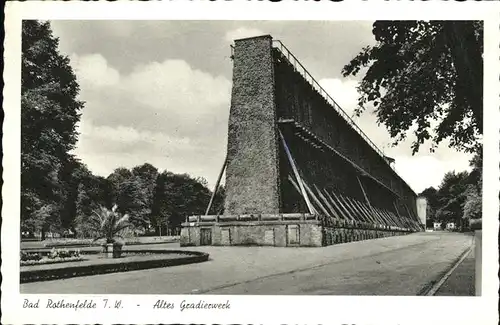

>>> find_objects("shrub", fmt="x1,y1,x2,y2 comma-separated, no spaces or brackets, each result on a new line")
88,205,132,245
21,251,42,262
48,248,81,259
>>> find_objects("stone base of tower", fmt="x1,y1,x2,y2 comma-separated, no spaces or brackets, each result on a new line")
180,214,414,247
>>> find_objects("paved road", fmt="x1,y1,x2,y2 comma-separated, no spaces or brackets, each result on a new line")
21,232,474,295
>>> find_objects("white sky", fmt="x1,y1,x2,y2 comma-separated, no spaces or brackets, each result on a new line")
50,20,473,194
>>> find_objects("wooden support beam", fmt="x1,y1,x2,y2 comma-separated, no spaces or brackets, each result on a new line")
326,190,356,222
355,200,381,225
391,202,409,229
393,202,402,219
371,207,389,226
287,175,318,215
358,197,382,226
205,156,228,215
356,176,388,226
323,189,352,222
398,207,415,229
353,198,378,225
279,130,315,214
338,194,365,223
385,209,403,228
313,184,341,221
343,196,370,224
389,210,407,229
388,209,407,229
374,207,396,227
277,118,295,124
284,120,402,199
332,191,358,222
352,199,379,225
301,180,332,219
357,176,372,208
404,202,420,224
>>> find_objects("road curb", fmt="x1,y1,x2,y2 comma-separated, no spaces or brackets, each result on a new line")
419,241,474,296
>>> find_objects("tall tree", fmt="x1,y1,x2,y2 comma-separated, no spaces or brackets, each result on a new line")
21,20,84,237
107,167,150,232
435,171,472,227
74,169,113,237
342,21,483,154
151,172,213,235
151,171,172,235
58,157,89,233
132,163,159,229
107,167,133,202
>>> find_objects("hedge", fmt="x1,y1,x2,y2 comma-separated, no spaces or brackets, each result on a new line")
43,238,179,248
20,250,209,283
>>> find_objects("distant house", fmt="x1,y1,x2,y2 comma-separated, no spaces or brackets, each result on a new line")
446,222,456,230
433,222,442,231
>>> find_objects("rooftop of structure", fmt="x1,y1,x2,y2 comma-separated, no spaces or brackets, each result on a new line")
233,34,273,42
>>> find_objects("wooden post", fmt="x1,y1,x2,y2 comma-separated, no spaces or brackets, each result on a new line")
390,210,407,229
352,199,378,225
287,175,317,215
392,202,405,228
403,202,420,229
313,184,341,221
356,176,386,225
402,204,416,229
301,181,332,218
353,198,378,225
357,177,372,207
205,156,228,216
342,195,369,223
279,130,315,214
385,209,404,228
387,205,403,228
329,190,356,222
323,189,351,222
338,194,366,224
374,207,395,227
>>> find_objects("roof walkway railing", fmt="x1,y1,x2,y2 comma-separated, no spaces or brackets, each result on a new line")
271,39,388,164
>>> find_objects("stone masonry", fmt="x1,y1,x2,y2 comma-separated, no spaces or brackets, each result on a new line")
224,35,281,215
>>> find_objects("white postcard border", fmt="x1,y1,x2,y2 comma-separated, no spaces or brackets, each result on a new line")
2,2,499,324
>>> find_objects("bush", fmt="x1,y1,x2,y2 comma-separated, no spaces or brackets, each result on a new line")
21,251,42,262
48,248,81,259
469,218,482,230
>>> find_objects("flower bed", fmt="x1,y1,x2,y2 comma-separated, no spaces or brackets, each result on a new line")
20,249,209,283
21,248,85,266
21,256,85,266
